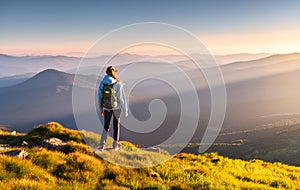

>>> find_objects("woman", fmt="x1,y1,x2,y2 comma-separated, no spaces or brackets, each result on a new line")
98,66,128,151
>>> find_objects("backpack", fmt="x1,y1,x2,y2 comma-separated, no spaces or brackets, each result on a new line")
101,83,117,109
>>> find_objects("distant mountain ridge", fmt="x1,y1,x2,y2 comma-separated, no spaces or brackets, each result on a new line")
224,52,300,68
0,54,81,77
0,52,276,77
0,72,35,87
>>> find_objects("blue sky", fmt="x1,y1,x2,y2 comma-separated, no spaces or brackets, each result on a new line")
1,0,300,55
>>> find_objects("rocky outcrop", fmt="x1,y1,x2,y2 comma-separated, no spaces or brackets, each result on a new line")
42,137,66,149
3,150,28,159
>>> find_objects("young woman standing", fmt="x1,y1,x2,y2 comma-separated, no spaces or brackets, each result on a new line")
98,66,128,151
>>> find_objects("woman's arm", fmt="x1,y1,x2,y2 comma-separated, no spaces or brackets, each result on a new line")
116,83,128,116
98,81,104,112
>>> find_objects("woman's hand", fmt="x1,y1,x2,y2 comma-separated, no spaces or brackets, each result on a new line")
100,111,104,117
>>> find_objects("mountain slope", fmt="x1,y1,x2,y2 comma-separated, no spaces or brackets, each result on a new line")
206,121,300,166
0,73,35,87
221,53,300,83
0,123,299,189
0,69,78,131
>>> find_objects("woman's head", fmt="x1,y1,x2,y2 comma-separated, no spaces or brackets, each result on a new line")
106,66,119,82
106,66,117,76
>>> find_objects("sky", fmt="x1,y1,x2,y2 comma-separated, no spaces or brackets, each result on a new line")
0,0,300,56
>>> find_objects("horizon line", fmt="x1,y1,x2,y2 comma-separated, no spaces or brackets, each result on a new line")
1,51,300,58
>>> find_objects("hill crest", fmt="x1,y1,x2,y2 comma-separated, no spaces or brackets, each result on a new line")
20,69,74,87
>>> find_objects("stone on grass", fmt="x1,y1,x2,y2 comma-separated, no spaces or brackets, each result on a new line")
42,137,66,149
3,150,28,159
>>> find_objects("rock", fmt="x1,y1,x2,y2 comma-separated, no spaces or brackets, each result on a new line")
0,144,9,150
149,171,160,178
21,141,29,147
42,137,66,149
3,150,28,159
142,147,160,152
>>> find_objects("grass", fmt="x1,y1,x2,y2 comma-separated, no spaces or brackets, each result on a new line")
97,146,170,168
0,122,300,189
23,122,84,146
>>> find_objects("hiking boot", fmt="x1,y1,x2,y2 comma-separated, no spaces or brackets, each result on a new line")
98,147,104,152
113,146,120,151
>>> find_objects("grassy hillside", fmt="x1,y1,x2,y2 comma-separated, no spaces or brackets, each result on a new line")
173,115,300,166
0,122,300,189
207,119,300,166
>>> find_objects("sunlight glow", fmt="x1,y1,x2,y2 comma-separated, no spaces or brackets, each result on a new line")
201,27,300,54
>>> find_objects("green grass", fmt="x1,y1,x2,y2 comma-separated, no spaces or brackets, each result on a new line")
80,129,101,148
97,145,170,168
23,122,84,146
0,122,300,189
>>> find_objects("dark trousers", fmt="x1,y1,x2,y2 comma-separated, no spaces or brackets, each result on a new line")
100,109,121,148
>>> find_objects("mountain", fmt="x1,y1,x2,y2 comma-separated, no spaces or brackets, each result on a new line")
0,53,188,77
215,53,271,64
0,69,79,131
219,53,300,84
0,123,299,189
1,53,300,128
0,55,81,77
1,53,300,131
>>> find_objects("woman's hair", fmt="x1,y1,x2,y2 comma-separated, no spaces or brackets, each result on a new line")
106,66,120,82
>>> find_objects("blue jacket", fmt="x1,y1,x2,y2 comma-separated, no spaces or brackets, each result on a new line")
98,75,128,113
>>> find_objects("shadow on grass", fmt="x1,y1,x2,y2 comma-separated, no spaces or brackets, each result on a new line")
0,135,24,146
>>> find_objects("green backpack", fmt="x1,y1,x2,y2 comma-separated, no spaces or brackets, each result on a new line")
101,83,117,109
